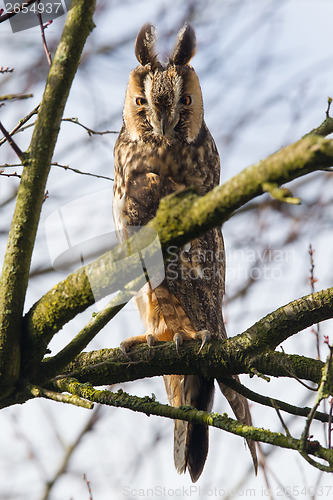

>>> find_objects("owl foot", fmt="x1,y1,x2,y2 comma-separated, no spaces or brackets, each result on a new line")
172,329,211,354
173,332,183,354
120,332,158,354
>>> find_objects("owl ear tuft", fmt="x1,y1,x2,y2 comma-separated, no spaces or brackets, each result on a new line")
135,23,158,66
170,24,197,66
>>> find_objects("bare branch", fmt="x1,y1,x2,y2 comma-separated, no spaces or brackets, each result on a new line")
40,406,101,500
217,376,330,423
0,161,114,181
0,104,39,147
0,66,14,73
62,117,118,136
0,169,21,178
0,121,23,159
51,162,113,181
37,0,52,67
53,377,333,471
309,244,321,359
300,349,333,454
0,93,33,102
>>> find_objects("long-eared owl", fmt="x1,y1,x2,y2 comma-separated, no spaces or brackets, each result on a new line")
113,23,257,482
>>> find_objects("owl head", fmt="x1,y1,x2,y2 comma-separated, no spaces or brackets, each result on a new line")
123,24,204,144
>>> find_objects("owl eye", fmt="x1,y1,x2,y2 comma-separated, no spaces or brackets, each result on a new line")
180,95,192,106
136,97,147,106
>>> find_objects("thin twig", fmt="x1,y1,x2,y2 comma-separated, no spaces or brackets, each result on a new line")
0,121,23,159
37,0,52,66
299,348,333,470
83,474,93,500
0,66,14,73
41,406,102,500
326,97,332,119
329,399,333,449
271,400,291,436
258,444,298,500
257,445,274,500
309,244,321,359
51,162,113,181
0,104,39,146
280,346,318,391
0,162,113,181
62,117,118,136
0,93,33,102
0,169,21,178
218,376,329,422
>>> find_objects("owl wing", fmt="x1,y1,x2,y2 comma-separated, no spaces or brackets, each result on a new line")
165,227,226,339
162,226,257,479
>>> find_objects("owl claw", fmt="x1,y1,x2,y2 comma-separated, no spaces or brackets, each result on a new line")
146,333,156,348
196,329,211,354
173,332,183,354
120,340,131,356
120,332,158,355
146,333,156,356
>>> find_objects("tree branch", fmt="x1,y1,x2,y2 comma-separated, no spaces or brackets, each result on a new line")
22,228,162,373
52,342,325,389
30,286,332,389
53,377,333,471
0,0,96,398
0,104,40,147
0,120,23,158
21,132,333,376
218,376,330,423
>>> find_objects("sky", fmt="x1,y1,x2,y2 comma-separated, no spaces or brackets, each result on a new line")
0,1,333,498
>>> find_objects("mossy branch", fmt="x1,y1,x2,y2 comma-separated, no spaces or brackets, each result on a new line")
303,103,333,137
0,0,96,398
52,342,325,389
22,134,333,375
35,287,332,388
53,377,333,471
27,383,93,409
21,232,159,374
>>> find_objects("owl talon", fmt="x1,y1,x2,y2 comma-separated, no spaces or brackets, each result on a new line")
173,332,183,354
196,329,211,354
120,332,158,355
120,340,131,355
146,333,156,348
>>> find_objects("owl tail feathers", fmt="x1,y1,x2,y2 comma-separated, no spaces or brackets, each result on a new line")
218,378,258,474
174,419,209,483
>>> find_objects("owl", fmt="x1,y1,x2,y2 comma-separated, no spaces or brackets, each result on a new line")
113,24,257,482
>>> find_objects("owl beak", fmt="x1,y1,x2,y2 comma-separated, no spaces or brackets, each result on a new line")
160,110,167,136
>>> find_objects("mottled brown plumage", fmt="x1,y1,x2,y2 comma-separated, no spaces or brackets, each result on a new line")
113,23,257,482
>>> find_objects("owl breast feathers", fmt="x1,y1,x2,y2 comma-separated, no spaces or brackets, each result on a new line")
113,23,257,482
